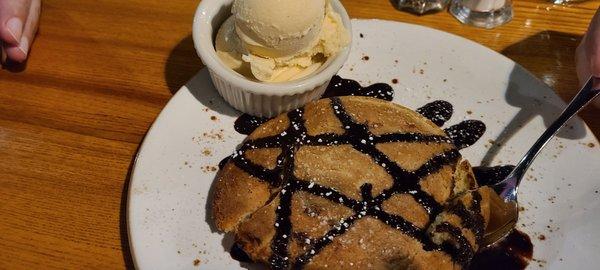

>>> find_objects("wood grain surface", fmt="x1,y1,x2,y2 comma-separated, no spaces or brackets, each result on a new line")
0,0,598,269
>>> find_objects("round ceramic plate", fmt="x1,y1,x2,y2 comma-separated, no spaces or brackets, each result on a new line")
127,19,600,269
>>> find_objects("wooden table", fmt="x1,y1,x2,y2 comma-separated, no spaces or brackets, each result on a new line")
0,0,598,268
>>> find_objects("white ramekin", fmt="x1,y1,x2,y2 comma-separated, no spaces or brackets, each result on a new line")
192,0,352,117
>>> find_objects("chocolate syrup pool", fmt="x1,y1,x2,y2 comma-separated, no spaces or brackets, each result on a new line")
227,75,532,269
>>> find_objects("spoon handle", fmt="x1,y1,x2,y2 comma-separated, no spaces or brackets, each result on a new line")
504,77,600,194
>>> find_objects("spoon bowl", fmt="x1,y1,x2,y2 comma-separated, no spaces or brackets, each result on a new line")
481,196,518,247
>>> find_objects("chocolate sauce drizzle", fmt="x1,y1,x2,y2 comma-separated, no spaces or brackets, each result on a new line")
225,76,501,269
413,101,487,149
234,114,270,135
470,230,533,270
227,97,482,268
230,243,253,263
473,165,516,186
234,76,396,136
416,100,453,127
233,75,485,144
445,120,487,150
436,190,485,267
449,192,485,241
322,75,394,101
437,222,475,266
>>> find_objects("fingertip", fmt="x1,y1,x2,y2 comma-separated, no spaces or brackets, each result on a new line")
5,43,27,63
0,29,19,45
1,17,23,45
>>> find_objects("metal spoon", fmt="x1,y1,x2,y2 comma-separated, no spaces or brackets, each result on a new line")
481,77,600,248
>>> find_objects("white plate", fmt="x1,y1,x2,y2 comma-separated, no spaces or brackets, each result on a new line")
127,19,600,269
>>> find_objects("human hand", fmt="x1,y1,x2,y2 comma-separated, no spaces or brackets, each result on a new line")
0,0,40,65
576,8,600,106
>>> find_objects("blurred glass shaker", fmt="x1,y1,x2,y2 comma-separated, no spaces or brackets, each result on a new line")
449,0,513,28
551,0,588,4
393,0,450,14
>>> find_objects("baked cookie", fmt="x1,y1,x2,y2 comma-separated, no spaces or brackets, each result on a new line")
212,96,490,269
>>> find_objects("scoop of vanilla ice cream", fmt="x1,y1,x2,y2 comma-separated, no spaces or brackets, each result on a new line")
215,0,349,82
232,0,326,58
215,16,253,78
